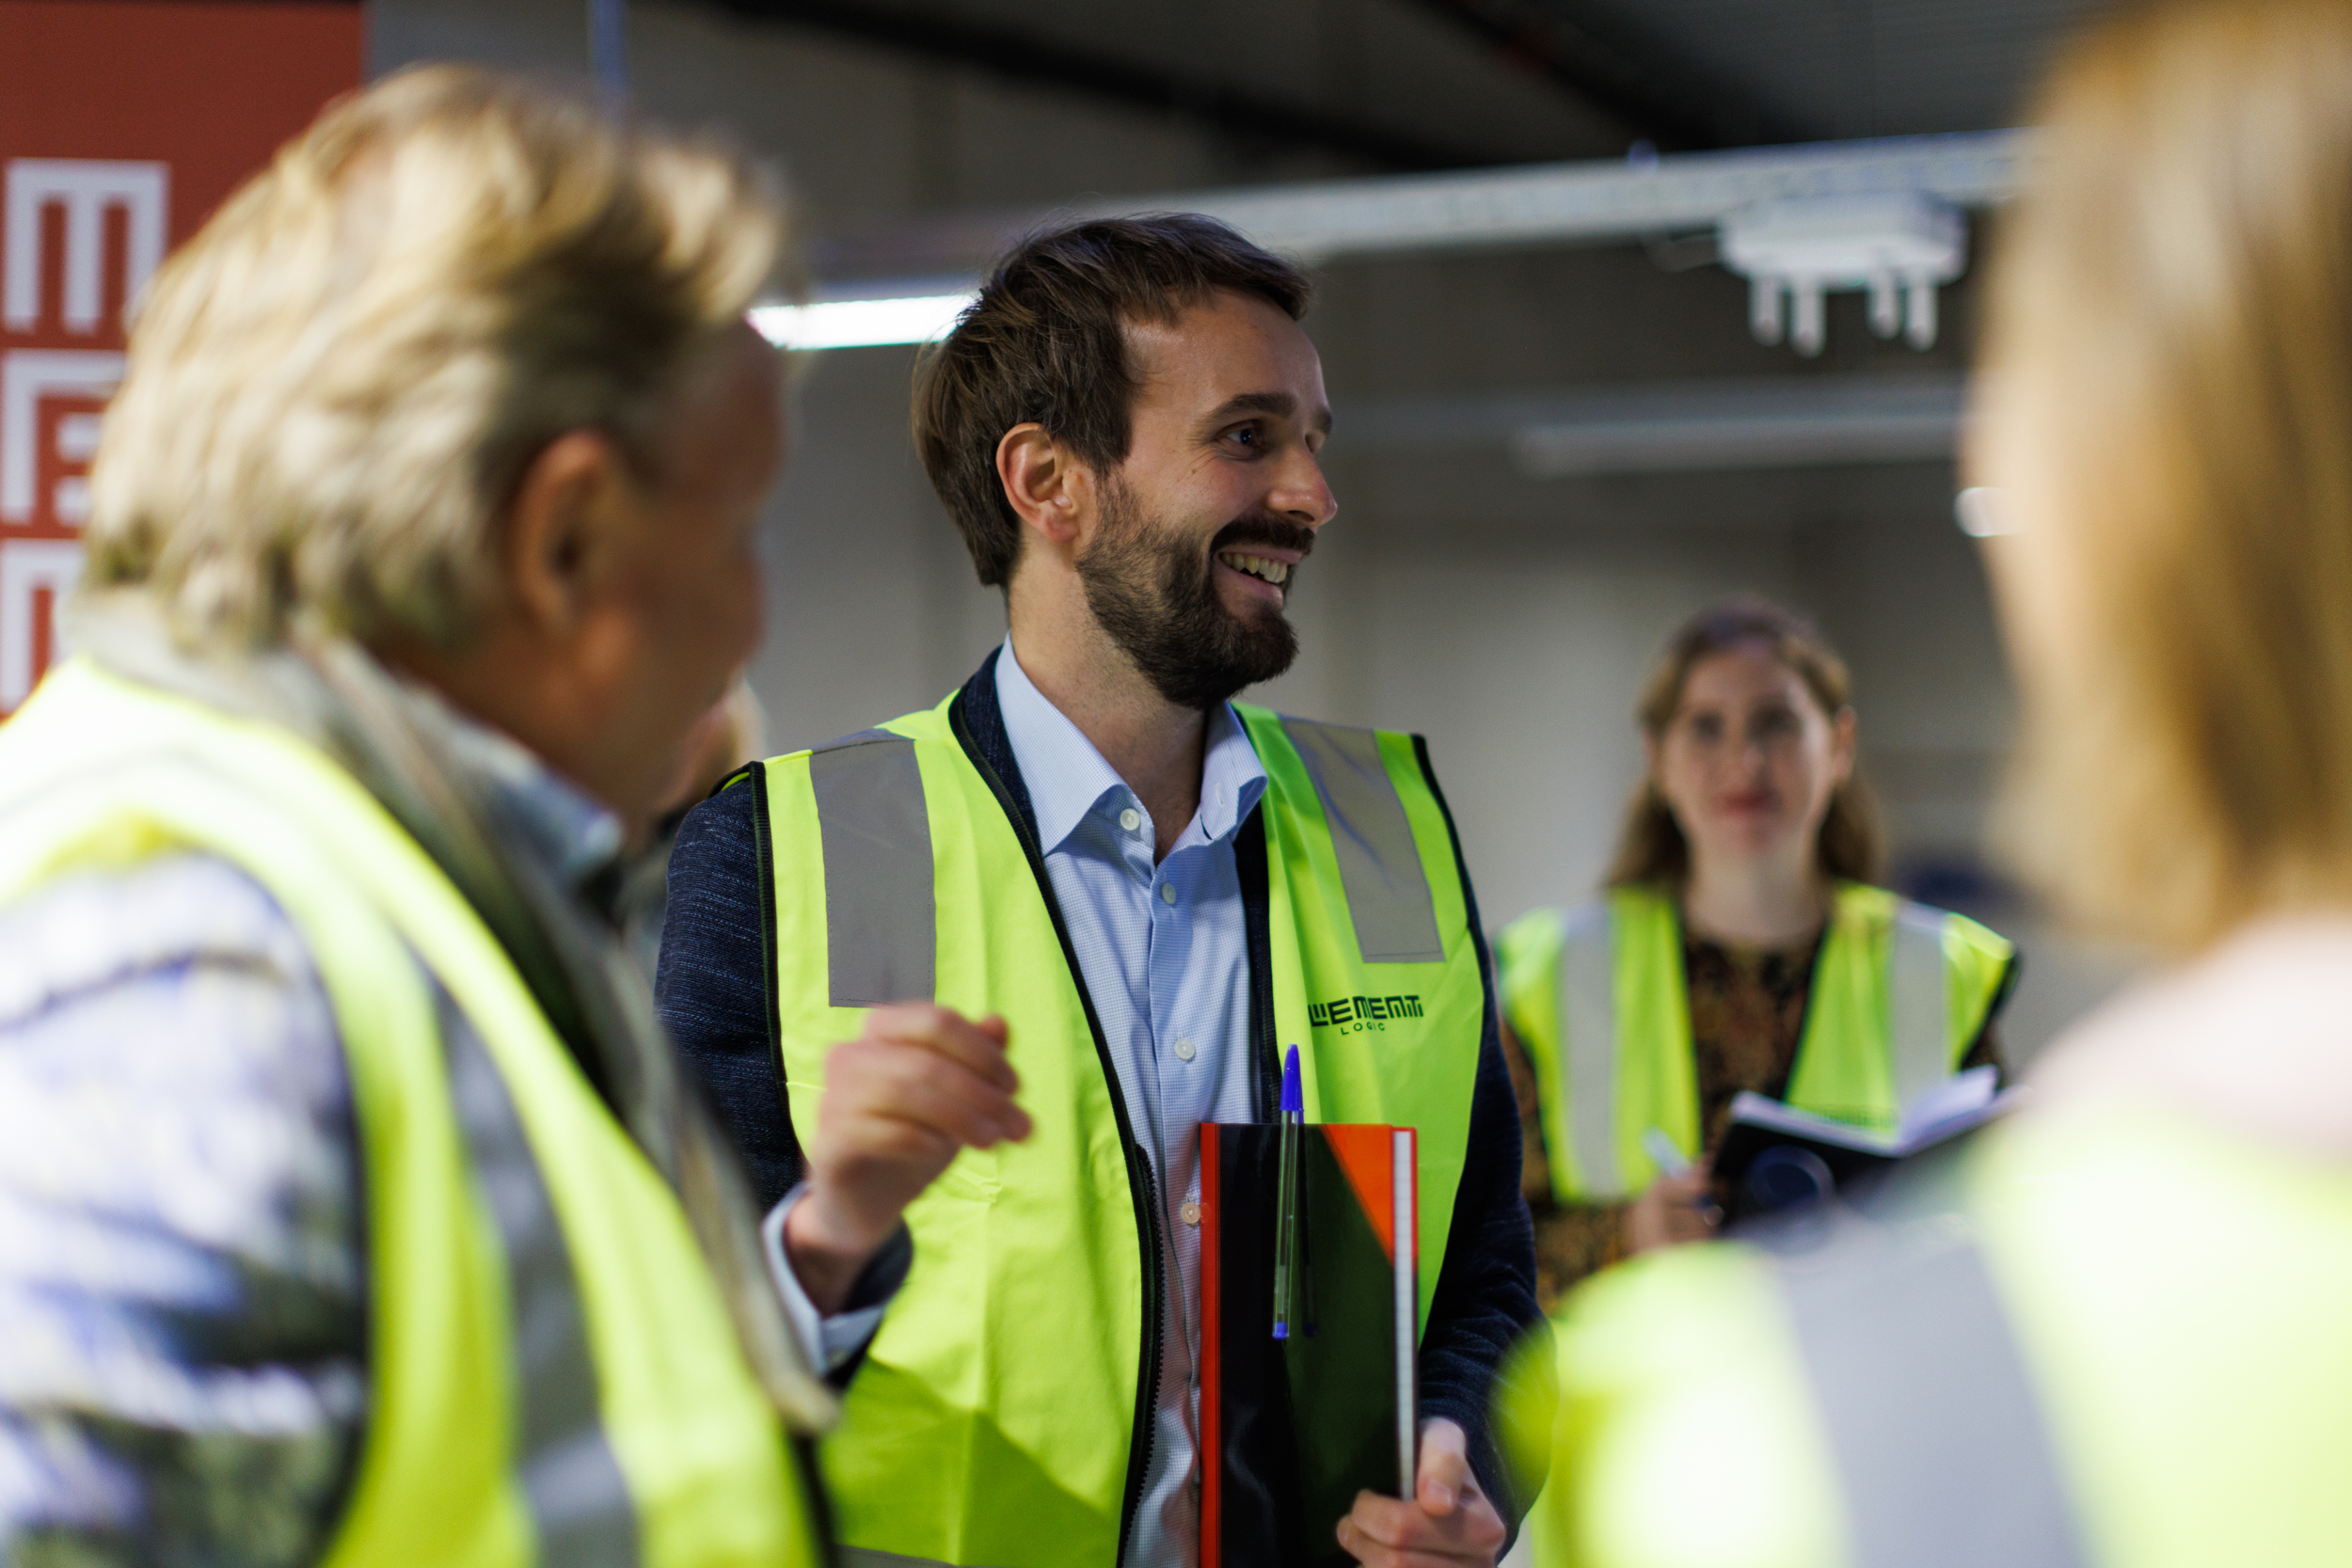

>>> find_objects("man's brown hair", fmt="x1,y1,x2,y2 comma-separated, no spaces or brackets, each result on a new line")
912,214,1312,588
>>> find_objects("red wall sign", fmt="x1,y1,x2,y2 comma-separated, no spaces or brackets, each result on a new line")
0,0,361,716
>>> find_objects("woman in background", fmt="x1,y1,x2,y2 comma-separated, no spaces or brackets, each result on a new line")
1514,2,2352,1560
1495,599,2014,1301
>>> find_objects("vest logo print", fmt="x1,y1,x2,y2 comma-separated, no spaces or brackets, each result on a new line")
1310,994,1424,1032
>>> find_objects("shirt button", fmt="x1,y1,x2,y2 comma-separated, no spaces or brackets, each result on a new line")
1173,1037,1197,1062
1120,808,1141,832
1180,1200,1202,1226
1159,881,1177,905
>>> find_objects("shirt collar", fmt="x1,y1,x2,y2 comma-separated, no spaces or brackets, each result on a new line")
993,638,1266,855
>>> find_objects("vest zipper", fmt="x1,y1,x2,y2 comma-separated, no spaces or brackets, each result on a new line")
1233,800,1281,1122
950,696,1165,1567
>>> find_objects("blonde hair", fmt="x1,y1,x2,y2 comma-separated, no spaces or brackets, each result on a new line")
1990,0,2352,949
84,65,786,647
1604,596,1883,890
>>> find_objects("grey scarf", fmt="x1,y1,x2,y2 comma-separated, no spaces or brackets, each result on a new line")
68,592,836,1435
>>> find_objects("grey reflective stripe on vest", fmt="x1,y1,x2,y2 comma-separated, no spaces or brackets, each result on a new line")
438,990,640,1568
1774,1211,2085,1568
1887,902,1951,1117
1277,718,1443,963
838,1549,968,1567
810,730,936,1007
1557,903,1621,1196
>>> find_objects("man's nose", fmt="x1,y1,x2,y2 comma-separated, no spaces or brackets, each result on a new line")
1271,446,1338,530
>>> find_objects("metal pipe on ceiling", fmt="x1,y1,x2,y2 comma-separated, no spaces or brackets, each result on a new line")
810,128,2031,281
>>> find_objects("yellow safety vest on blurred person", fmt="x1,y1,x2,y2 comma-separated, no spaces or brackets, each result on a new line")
742,692,1488,1567
1495,883,2013,1202
1501,1098,2352,1566
0,658,828,1568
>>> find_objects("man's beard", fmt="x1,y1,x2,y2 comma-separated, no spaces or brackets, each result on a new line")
1076,483,1315,712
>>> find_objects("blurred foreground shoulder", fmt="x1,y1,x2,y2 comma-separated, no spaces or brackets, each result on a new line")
1510,1243,1846,1568
0,852,366,1567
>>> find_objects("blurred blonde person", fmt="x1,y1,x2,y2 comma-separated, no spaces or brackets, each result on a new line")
0,69,1022,1564
1507,2,2352,1562
1494,600,2014,1304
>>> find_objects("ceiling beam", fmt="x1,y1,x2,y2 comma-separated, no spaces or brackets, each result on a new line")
1398,0,1800,150
706,0,1511,171
1337,372,1968,476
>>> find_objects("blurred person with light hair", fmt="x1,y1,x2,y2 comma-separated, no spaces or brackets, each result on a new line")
0,66,1021,1565
1503,1,2352,1562
1494,599,2015,1306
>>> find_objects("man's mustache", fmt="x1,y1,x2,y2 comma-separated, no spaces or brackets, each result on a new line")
1207,515,1319,562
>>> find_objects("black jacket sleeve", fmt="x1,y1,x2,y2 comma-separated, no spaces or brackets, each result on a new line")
1416,975,1551,1531
1414,788,1552,1532
655,778,805,1211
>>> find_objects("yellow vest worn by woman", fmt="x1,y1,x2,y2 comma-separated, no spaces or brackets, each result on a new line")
1503,1099,2352,1567
741,690,1489,1567
1495,883,2014,1203
0,658,825,1568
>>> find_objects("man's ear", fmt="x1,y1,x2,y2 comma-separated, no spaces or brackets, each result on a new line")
995,421,1089,549
503,429,627,639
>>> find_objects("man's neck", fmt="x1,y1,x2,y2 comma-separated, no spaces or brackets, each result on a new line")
1007,595,1207,863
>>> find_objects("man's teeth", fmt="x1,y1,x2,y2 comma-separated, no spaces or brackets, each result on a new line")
1218,551,1291,585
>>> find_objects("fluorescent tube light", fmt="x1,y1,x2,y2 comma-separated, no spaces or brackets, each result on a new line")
750,293,976,350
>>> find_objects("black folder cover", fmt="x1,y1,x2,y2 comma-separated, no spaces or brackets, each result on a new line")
1714,1072,2014,1221
1199,1122,1416,1568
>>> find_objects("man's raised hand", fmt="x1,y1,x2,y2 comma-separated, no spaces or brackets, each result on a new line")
783,1004,1029,1312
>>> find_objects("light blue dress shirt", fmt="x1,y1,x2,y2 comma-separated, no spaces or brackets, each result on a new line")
994,640,1266,1568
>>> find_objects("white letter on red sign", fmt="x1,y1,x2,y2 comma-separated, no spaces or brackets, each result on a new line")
0,538,82,707
0,350,123,525
3,160,169,335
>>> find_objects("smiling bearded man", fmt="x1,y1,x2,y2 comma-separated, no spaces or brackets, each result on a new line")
1078,476,1316,711
655,215,1547,1568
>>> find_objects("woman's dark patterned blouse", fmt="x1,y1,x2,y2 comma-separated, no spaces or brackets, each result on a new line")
1504,927,2003,1307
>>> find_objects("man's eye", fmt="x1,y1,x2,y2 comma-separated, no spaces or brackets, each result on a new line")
1227,425,1261,449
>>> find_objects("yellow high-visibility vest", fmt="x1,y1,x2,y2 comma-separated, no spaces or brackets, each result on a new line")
1496,882,2013,1202
0,659,825,1568
741,691,1489,1566
1502,1097,2352,1567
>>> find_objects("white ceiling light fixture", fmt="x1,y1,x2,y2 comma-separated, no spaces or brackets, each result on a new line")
1719,193,1967,357
749,291,977,351
1954,486,2014,537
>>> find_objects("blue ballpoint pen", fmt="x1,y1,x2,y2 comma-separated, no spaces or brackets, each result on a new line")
1272,1045,1302,1339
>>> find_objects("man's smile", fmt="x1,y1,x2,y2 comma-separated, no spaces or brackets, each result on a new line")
1214,545,1302,606
1216,549,1292,585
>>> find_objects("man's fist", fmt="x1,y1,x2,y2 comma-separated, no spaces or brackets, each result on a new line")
784,1004,1031,1311
1336,1418,1507,1567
